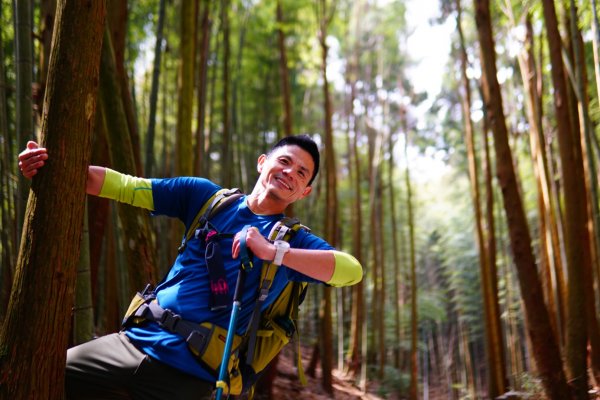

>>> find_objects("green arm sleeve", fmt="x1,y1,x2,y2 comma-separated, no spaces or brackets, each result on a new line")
326,251,363,287
99,168,154,210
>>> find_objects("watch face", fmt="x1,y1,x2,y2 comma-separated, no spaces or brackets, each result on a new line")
275,240,290,249
273,240,290,265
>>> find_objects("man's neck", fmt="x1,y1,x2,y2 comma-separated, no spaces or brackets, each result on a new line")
246,190,286,215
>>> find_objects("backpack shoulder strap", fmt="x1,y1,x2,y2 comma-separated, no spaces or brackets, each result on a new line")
244,217,307,364
178,188,243,254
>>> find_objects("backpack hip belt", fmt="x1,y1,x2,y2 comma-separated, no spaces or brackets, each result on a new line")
123,293,243,384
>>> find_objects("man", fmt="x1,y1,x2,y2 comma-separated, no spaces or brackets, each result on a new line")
19,134,362,399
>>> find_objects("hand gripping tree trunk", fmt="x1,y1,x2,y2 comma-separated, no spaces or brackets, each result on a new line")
0,1,105,398
472,0,571,398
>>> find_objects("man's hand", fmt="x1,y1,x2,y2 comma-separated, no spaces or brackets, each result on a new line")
232,227,276,262
18,141,48,179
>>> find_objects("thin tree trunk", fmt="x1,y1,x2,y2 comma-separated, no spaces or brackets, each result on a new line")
318,1,337,393
37,0,57,120
474,0,571,398
405,132,419,400
516,14,566,342
456,1,507,396
176,0,198,177
542,0,590,397
194,0,211,177
220,0,232,186
277,0,293,137
145,0,167,177
592,0,600,107
345,65,364,381
388,132,401,371
99,26,157,291
108,0,142,177
0,0,15,319
15,0,35,244
73,206,94,345
568,0,600,382
0,2,105,396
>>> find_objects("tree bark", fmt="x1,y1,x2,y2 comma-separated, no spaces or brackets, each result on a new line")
277,0,293,137
318,0,337,393
15,0,35,245
194,0,212,177
0,1,105,397
456,1,507,396
145,0,167,177
542,0,590,397
220,0,232,186
405,132,418,400
176,0,198,177
474,0,571,398
99,26,157,291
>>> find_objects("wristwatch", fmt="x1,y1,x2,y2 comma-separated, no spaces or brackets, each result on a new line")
272,240,290,266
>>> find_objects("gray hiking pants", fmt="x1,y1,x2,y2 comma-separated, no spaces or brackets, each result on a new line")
66,331,213,400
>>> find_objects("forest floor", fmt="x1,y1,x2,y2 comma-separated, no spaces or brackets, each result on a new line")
270,345,388,400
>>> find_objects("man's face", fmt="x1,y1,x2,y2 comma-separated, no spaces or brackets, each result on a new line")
256,145,314,204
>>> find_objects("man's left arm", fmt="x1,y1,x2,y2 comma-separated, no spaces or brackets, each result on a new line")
279,247,362,287
233,227,362,287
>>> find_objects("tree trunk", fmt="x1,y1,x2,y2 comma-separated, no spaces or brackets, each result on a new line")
194,0,212,177
388,132,401,371
405,132,419,400
0,0,15,320
345,46,365,380
15,0,35,245
319,1,337,393
99,26,157,291
0,2,105,397
592,0,600,108
474,0,571,398
145,0,167,177
568,0,600,382
277,0,293,137
516,14,565,342
456,1,507,396
542,0,590,397
176,0,198,177
37,0,57,120
108,0,142,177
220,0,232,186
73,206,94,345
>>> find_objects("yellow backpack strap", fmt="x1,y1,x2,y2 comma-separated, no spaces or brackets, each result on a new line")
178,188,242,254
244,218,305,364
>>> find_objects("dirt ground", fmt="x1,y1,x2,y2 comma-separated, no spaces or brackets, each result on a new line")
270,346,385,400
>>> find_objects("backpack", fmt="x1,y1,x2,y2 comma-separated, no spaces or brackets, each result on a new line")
123,188,308,396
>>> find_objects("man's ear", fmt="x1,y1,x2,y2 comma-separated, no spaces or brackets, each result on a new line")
257,154,267,173
300,185,312,199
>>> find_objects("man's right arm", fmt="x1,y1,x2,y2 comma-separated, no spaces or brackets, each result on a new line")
19,141,153,210
19,141,107,196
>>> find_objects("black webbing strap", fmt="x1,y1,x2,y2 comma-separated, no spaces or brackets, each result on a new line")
178,188,242,254
135,301,212,356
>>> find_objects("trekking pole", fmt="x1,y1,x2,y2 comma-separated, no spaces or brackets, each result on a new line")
215,225,253,400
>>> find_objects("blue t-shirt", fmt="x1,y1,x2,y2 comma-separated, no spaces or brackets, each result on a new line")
125,177,332,381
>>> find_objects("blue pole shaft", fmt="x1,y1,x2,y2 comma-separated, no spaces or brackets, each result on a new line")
215,301,240,400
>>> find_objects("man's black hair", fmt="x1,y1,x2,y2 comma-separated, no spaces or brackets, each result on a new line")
268,134,320,185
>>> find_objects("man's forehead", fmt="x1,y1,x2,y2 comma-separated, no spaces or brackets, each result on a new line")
269,145,314,172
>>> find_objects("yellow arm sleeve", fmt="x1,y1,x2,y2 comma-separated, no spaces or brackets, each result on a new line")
99,168,154,210
326,251,363,287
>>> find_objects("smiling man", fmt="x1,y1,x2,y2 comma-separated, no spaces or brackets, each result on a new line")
19,134,362,400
